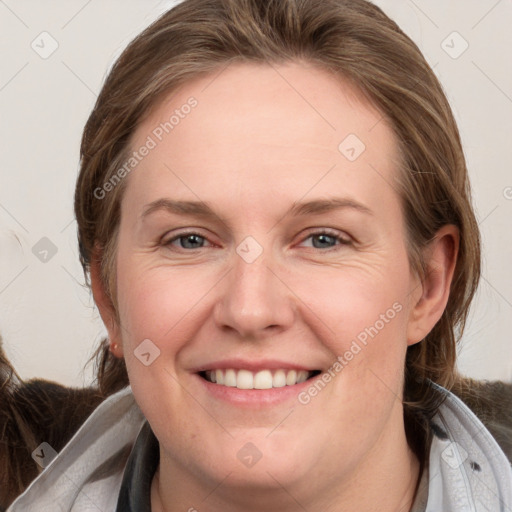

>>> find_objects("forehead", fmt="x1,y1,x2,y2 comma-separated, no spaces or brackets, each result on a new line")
124,61,400,215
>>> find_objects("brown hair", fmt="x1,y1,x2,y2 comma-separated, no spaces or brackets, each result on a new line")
74,0,478,471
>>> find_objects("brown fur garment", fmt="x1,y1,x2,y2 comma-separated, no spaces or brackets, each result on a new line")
0,338,104,509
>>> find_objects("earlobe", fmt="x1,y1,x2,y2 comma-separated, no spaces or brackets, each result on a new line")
90,245,123,357
406,225,459,346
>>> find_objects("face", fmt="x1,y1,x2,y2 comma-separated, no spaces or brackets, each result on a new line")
107,61,425,498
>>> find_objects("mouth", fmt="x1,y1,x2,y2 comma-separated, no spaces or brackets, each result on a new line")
198,368,322,390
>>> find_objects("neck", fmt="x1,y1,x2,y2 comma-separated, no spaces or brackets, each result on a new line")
151,405,421,512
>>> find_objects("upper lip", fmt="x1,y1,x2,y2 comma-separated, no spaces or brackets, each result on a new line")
190,359,319,373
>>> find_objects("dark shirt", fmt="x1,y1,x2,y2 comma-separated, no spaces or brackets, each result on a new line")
116,421,160,512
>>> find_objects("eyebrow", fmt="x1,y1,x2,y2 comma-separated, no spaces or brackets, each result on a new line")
140,197,373,222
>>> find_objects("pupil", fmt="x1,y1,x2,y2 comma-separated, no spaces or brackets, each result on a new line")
313,234,334,248
182,235,202,248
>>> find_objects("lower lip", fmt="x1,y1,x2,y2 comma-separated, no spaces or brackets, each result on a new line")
195,373,319,408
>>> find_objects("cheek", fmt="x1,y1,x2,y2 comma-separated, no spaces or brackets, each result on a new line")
115,258,209,347
298,254,413,399
299,261,411,350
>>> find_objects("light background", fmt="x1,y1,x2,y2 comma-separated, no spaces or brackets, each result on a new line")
0,0,511,387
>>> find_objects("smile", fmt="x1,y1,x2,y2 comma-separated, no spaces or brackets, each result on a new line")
199,369,322,389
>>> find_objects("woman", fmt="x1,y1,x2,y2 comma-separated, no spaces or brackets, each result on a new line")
6,0,512,510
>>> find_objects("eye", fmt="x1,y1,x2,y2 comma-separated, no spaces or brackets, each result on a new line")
163,232,213,250
299,229,352,250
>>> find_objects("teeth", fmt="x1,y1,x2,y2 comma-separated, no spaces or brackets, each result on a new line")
203,368,314,389
296,370,308,383
286,370,297,386
237,369,253,389
273,370,286,388
253,370,272,389
224,369,237,387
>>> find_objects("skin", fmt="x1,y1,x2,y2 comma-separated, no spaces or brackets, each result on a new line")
92,61,458,512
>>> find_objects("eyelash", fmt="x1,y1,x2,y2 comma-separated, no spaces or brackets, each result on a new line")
162,228,352,252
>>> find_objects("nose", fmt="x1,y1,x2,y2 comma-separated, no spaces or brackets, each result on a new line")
213,245,295,339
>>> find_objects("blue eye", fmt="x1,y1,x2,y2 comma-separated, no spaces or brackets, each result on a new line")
300,230,351,250
165,233,210,249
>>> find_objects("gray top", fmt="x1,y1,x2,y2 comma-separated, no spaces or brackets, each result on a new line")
8,380,512,511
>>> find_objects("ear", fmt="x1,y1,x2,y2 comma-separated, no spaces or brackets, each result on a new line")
406,225,459,346
90,246,124,358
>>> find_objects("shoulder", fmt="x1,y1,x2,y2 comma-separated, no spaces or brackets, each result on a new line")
423,379,512,511
448,378,512,464
7,385,145,512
